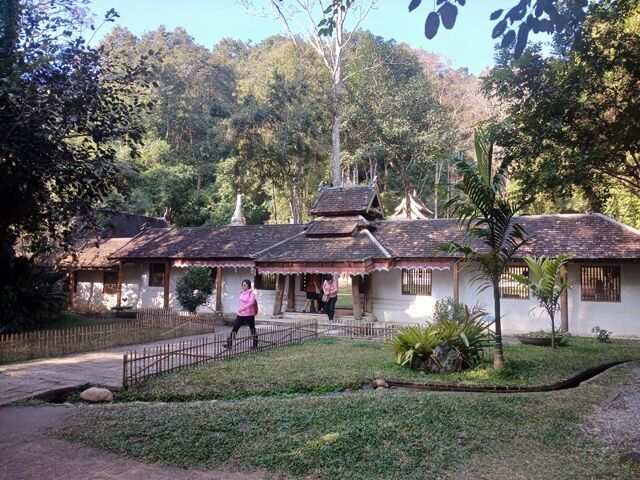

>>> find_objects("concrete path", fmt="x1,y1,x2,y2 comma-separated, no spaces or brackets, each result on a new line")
0,326,235,406
0,405,263,480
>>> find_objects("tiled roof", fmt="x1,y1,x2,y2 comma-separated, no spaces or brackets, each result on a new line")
305,216,368,236
111,225,305,260
372,219,465,258
517,214,640,259
255,230,386,263
97,209,167,238
310,185,383,219
73,238,132,269
106,213,640,263
372,213,640,260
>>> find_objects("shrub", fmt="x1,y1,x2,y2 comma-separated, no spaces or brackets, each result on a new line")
0,255,66,333
386,298,493,373
176,267,213,313
592,325,613,342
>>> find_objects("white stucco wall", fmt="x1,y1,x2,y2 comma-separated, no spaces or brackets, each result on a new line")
73,261,640,336
566,263,640,336
371,269,454,323
459,262,640,336
458,263,548,334
73,270,117,312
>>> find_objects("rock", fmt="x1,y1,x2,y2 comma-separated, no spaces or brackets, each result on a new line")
424,342,464,374
619,451,640,465
79,387,113,403
371,379,389,389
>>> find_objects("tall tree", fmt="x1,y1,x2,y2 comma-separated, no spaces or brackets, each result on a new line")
232,70,329,223
342,33,454,212
483,0,640,209
243,0,377,186
439,129,529,370
0,0,150,256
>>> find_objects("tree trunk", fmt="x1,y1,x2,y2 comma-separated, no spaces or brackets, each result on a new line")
404,187,411,220
493,280,505,370
271,184,278,224
550,312,557,349
331,76,342,187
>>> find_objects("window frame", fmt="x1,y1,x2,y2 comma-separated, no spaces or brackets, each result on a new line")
580,266,621,302
255,273,277,291
102,271,119,295
401,268,432,296
149,263,165,287
499,266,530,300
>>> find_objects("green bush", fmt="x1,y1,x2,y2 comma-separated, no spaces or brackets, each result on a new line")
175,267,213,312
386,298,493,373
0,254,66,333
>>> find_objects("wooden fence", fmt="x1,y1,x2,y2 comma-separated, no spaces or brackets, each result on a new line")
0,308,216,363
122,318,418,387
122,320,318,387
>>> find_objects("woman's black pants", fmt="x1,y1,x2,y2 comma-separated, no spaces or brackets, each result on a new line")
227,315,257,348
325,297,337,322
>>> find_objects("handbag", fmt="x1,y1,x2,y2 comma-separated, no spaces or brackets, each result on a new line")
322,294,329,303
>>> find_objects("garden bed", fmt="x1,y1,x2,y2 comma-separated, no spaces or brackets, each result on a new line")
116,336,640,402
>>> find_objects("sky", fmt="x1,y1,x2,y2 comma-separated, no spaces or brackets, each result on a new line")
86,0,541,75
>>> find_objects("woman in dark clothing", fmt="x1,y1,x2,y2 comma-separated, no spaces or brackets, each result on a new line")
322,274,338,324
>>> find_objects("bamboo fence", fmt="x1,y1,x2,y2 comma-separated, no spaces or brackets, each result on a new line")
123,320,318,387
0,308,216,363
122,318,418,387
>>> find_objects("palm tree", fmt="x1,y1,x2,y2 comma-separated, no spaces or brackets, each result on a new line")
511,255,572,349
439,128,529,370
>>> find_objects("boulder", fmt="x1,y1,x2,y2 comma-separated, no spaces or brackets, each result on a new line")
372,379,389,389
424,342,464,374
80,387,113,403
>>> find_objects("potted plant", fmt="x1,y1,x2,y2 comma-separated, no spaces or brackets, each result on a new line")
511,254,572,348
517,330,564,347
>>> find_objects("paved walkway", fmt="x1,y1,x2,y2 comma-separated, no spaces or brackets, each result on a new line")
0,405,263,480
0,326,234,406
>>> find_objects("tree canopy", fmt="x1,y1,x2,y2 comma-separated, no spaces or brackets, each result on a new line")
483,0,640,211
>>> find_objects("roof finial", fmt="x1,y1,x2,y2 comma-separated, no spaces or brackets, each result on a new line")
230,194,246,226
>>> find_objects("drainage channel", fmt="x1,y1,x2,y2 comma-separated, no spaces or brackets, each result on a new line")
23,361,633,405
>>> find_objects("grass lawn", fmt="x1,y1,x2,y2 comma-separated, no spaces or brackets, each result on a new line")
37,311,120,330
62,362,640,479
116,336,640,402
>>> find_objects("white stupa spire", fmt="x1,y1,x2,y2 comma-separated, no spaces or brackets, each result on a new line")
230,194,246,226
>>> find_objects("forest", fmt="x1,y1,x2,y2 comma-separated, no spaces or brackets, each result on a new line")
93,0,640,228
96,26,492,226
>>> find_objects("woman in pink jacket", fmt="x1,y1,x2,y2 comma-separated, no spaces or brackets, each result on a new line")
322,274,339,324
225,279,259,349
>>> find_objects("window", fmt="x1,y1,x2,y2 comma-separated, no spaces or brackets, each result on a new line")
149,263,165,287
499,266,529,299
401,269,432,296
103,271,119,295
581,266,621,302
255,273,277,290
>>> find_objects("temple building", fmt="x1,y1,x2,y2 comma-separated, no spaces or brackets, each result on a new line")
68,183,640,336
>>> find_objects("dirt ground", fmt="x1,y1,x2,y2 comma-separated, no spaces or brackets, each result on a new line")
582,364,640,453
0,405,264,480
